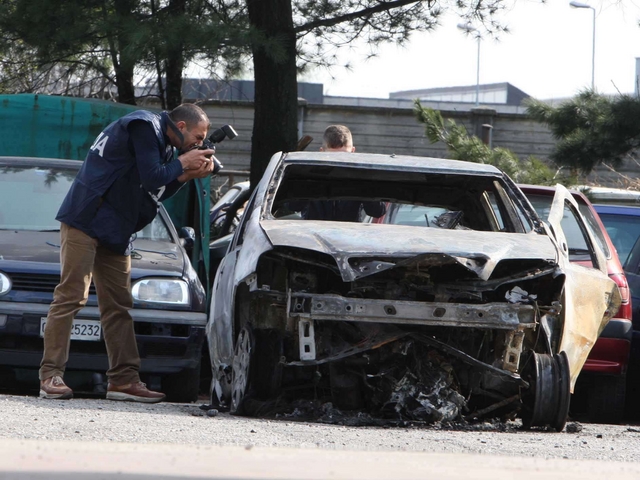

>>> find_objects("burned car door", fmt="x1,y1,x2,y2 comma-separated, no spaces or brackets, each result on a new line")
207,190,258,401
207,154,283,403
545,184,621,388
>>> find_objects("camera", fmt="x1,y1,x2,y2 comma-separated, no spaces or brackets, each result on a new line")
197,124,238,174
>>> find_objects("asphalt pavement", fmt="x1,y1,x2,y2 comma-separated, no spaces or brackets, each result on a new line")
3,438,640,480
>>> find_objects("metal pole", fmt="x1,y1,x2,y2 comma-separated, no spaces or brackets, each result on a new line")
476,35,481,106
570,2,596,90
591,7,596,90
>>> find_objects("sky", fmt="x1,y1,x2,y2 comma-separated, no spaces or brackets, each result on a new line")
299,0,640,101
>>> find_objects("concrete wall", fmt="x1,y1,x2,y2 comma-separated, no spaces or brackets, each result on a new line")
198,100,558,172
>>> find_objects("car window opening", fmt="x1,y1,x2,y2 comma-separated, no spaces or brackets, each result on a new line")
270,165,527,233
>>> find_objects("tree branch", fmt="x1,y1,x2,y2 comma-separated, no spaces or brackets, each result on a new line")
293,0,426,35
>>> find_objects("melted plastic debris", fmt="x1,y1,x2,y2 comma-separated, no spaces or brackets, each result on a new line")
505,286,537,304
383,370,466,423
272,341,471,427
234,339,524,430
274,399,519,431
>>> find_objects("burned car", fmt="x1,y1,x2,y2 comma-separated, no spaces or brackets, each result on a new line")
206,152,620,430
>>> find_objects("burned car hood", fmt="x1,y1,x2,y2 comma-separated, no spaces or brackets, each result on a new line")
261,220,558,282
0,231,185,278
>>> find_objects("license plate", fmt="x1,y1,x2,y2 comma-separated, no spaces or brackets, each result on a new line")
40,317,102,342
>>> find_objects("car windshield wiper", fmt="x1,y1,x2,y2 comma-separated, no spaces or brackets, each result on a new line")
38,229,61,232
131,248,178,260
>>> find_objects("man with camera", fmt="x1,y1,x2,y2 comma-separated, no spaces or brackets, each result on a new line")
39,103,219,403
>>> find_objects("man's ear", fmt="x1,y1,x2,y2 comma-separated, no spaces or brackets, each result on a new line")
351,146,356,153
319,147,324,152
176,120,187,130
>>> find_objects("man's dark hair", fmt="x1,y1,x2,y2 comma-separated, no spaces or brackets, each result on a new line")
168,103,210,129
323,125,353,149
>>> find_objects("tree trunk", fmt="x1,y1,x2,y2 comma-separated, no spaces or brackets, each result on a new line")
114,63,136,105
113,0,137,105
165,54,184,110
164,0,186,110
246,0,299,188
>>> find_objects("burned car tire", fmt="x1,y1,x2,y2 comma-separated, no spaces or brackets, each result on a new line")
230,326,283,415
522,351,571,432
230,326,253,415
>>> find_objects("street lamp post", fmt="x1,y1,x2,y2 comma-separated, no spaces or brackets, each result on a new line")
569,1,596,90
457,23,481,106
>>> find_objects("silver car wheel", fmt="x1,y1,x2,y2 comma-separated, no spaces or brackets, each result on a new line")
231,326,253,414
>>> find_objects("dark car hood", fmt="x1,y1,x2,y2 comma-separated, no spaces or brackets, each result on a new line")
261,220,558,281
0,230,62,264
0,231,184,277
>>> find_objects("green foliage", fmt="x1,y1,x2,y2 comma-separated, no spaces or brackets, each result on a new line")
414,100,571,186
293,0,511,73
526,91,640,174
0,0,249,104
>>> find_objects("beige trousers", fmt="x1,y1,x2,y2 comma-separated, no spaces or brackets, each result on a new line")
39,223,140,385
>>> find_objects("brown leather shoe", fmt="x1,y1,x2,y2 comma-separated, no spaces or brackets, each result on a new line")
106,382,166,403
39,375,73,399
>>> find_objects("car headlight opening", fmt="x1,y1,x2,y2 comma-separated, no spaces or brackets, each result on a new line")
131,278,190,305
0,272,11,296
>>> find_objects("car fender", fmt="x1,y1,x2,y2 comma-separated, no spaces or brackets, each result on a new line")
548,184,621,389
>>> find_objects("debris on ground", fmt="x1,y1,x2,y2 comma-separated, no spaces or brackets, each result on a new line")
565,422,583,433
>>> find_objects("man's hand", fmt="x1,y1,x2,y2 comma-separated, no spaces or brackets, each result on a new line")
177,155,216,182
178,148,215,171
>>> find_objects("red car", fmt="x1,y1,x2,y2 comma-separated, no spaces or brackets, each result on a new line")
520,185,632,424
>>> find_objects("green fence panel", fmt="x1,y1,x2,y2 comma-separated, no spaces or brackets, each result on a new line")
0,94,138,160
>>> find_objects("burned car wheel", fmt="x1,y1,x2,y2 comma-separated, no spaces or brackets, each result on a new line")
522,351,571,431
230,325,283,415
230,326,253,414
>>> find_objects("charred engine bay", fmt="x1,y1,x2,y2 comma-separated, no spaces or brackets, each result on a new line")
241,335,529,428
237,248,562,427
259,247,559,305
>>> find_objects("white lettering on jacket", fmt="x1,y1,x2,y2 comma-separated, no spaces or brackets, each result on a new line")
90,132,109,157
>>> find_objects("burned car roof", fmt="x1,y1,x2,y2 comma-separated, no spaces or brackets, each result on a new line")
280,151,503,175
207,151,620,431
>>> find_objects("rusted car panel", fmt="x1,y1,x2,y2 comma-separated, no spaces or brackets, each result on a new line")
207,152,620,430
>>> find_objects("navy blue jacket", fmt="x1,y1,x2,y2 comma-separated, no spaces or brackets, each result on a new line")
57,110,184,255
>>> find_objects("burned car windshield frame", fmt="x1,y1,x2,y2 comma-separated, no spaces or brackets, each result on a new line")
267,163,533,234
